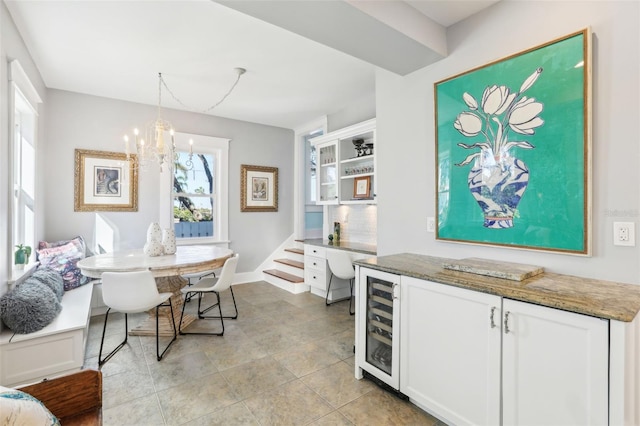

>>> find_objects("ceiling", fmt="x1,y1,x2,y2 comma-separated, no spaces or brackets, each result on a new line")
5,0,500,130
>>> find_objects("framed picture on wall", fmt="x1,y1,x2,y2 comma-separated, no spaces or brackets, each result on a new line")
353,176,371,199
435,29,591,255
241,164,278,212
74,149,138,212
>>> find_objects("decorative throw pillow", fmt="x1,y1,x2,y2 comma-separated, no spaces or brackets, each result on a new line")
0,385,61,425
37,237,89,291
37,235,86,253
0,281,62,334
28,268,64,301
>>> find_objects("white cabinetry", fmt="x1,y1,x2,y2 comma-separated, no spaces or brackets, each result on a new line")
304,245,328,292
357,270,611,426
400,277,501,425
501,298,608,426
311,119,376,205
304,245,367,302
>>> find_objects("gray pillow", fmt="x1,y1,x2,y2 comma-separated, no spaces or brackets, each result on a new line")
28,268,64,301
0,281,62,334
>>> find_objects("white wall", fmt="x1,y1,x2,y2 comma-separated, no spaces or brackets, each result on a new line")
0,1,47,297
377,0,640,284
43,89,294,273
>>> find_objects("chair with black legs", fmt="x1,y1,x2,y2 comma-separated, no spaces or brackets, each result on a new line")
178,253,239,336
98,270,177,365
326,250,356,315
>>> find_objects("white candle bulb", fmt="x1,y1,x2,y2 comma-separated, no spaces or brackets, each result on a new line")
124,135,130,156
189,139,194,155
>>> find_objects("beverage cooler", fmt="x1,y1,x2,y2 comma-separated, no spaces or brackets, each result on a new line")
355,266,401,390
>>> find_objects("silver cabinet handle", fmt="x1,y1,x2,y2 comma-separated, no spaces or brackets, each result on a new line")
392,283,399,300
504,311,511,334
490,306,497,328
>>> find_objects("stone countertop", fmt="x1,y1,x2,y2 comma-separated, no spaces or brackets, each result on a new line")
303,239,377,256
355,252,640,322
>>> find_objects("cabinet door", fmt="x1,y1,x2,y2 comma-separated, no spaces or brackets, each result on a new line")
356,267,401,389
400,277,501,426
316,141,339,205
502,299,608,426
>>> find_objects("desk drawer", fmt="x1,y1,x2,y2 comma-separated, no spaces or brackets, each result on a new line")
305,269,327,290
304,245,326,258
305,256,326,272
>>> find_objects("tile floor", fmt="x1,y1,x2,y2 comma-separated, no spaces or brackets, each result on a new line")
84,281,442,425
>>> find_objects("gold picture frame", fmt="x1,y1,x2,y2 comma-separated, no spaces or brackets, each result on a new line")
353,176,371,199
241,164,278,212
74,149,138,212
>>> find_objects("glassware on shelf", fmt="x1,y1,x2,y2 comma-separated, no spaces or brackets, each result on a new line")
344,164,374,176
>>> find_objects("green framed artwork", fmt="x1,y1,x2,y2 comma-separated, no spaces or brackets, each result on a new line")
435,29,591,254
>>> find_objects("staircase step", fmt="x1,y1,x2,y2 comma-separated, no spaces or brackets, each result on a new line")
275,258,304,269
264,269,304,283
285,248,304,255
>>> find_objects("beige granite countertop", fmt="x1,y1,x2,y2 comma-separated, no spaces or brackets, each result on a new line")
303,239,377,256
355,253,640,322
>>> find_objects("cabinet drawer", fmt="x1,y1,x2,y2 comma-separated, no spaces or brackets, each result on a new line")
304,245,326,258
305,270,327,290
305,256,326,272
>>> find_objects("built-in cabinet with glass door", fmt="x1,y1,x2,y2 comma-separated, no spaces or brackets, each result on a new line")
311,119,376,205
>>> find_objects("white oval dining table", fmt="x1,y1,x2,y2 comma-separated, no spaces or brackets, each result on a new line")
77,245,233,336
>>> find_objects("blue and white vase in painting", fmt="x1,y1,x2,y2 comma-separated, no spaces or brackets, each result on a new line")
468,152,529,229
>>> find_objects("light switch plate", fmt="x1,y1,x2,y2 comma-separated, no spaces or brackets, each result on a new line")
427,217,435,233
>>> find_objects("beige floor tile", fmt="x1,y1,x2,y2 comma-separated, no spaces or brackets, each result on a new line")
339,387,439,426
93,281,440,426
273,341,343,378
103,368,156,410
243,380,333,425
302,361,375,409
308,410,355,426
156,372,239,425
203,336,269,371
148,351,218,392
180,402,259,426
317,328,356,360
102,394,165,425
87,341,147,378
219,356,296,400
252,326,309,355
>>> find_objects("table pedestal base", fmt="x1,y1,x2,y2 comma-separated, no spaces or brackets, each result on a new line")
129,275,195,337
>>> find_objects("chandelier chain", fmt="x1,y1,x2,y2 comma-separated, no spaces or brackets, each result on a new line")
159,70,244,114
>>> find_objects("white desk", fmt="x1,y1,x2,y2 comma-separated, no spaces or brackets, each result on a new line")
77,245,233,336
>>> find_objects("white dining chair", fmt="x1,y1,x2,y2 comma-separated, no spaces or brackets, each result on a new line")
98,270,177,365
178,253,239,336
182,270,217,303
326,250,356,315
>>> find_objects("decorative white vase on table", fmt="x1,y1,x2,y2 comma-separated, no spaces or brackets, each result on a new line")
144,222,164,257
162,228,176,255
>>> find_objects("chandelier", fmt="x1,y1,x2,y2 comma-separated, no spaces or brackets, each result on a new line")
124,68,245,172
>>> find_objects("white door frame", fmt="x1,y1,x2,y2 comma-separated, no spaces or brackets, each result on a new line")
293,117,327,239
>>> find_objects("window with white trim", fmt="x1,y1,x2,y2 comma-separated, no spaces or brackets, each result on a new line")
10,61,41,252
166,132,229,245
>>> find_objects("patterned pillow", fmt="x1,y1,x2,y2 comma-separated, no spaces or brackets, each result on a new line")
38,235,86,255
0,386,61,425
36,239,89,291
